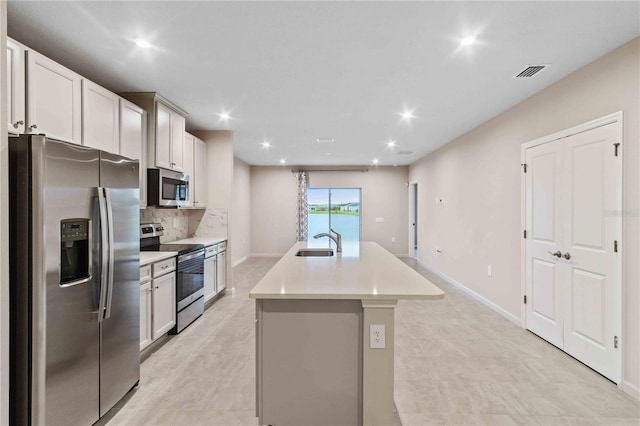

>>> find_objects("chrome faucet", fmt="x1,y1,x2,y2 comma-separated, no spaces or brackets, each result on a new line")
313,228,342,252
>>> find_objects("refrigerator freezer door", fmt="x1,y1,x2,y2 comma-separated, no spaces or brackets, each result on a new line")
42,138,102,425
99,152,141,416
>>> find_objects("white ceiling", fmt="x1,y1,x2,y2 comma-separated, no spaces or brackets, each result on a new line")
7,1,639,166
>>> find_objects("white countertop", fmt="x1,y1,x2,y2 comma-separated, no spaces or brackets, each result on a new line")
168,236,227,246
140,251,178,266
249,242,444,301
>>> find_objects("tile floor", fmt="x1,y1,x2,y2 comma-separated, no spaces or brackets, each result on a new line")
101,257,640,426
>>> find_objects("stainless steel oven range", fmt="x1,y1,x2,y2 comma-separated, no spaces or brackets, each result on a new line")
140,223,205,333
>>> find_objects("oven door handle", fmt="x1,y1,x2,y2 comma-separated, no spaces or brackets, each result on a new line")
178,250,205,263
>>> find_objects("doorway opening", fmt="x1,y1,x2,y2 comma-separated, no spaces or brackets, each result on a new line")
409,182,418,259
307,188,361,245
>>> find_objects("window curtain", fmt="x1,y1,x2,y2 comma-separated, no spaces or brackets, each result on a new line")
294,171,308,241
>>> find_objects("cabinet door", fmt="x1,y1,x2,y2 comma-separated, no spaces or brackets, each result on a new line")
26,50,82,144
216,251,226,292
7,39,25,134
140,281,152,351
155,102,172,170
194,137,207,208
204,257,216,302
171,113,185,171
183,133,195,207
152,272,176,339
82,80,120,153
120,99,147,208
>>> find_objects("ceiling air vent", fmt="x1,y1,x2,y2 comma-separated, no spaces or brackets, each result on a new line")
514,65,547,78
396,150,414,155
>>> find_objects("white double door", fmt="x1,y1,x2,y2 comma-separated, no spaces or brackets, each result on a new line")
525,120,621,383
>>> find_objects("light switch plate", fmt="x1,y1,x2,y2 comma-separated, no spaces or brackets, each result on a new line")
375,217,384,223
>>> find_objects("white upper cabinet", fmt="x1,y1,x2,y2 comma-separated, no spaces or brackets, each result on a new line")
82,80,119,153
194,137,207,208
26,49,82,144
171,113,185,172
120,98,147,208
155,102,172,170
120,93,188,173
7,38,25,134
183,132,195,207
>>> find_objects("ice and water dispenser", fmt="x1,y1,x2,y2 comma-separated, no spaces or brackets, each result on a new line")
60,219,91,285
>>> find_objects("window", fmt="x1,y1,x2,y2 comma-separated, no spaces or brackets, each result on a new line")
307,188,361,243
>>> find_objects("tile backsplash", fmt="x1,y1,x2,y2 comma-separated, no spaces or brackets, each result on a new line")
140,208,192,243
140,207,228,243
190,208,228,237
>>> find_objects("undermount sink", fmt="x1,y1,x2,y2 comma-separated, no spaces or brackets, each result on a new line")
295,248,334,257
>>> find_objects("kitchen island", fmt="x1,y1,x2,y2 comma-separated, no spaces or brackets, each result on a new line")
249,242,444,426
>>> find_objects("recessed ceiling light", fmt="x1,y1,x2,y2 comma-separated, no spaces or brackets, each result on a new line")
261,141,271,149
279,158,287,165
400,110,415,121
460,36,476,46
316,138,334,144
136,39,152,49
218,112,231,121
372,158,380,165
387,140,396,148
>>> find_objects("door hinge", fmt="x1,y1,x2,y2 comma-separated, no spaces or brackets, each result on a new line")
523,230,527,239
523,295,527,304
614,143,621,157
614,336,619,349
521,163,527,173
614,240,619,253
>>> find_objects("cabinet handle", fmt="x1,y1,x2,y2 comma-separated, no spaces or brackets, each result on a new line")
29,124,38,131
161,265,169,269
155,286,159,289
562,252,571,260
13,120,24,128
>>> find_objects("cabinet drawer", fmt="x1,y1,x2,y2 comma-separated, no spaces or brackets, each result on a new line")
140,265,152,283
153,257,176,277
216,241,227,253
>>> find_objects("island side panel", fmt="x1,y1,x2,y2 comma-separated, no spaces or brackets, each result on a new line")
257,299,362,426
362,300,397,426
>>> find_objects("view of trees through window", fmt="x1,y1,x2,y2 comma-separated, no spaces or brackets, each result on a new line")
307,188,361,242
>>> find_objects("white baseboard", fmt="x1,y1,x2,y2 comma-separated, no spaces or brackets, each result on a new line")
418,260,521,326
621,380,640,401
232,256,248,267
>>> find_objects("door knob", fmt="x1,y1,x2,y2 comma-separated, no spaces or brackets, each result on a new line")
548,250,562,258
562,252,571,260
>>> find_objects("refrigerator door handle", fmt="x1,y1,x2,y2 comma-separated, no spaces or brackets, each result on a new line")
97,187,109,322
104,188,115,320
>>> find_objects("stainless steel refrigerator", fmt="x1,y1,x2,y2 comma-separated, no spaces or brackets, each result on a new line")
9,134,140,425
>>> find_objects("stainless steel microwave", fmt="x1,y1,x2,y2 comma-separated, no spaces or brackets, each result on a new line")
147,168,189,207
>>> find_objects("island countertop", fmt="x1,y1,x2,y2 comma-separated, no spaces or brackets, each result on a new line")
249,242,444,300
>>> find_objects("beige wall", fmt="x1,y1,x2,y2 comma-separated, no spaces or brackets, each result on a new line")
250,167,298,255
409,38,639,395
250,167,410,256
231,158,251,264
1,2,9,422
308,168,409,255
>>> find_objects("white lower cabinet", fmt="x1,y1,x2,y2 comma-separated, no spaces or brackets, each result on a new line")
140,257,176,351
152,272,176,337
204,252,216,302
216,250,226,293
139,281,152,351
